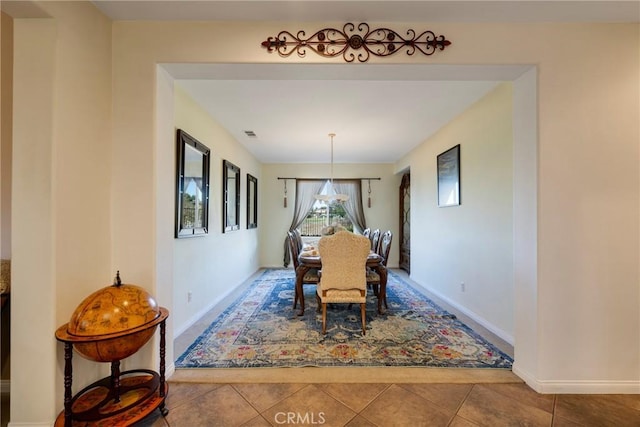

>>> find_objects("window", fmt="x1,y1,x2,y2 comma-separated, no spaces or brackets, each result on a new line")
300,181,354,236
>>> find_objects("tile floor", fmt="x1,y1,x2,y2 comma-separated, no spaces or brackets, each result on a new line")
3,270,638,426
138,381,640,426
134,269,638,426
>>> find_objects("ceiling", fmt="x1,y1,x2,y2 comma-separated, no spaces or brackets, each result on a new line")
91,1,640,23
87,1,638,163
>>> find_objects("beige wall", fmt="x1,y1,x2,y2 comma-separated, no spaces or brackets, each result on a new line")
173,85,261,333
9,2,113,424
111,19,639,394
405,83,514,341
260,162,400,269
4,2,639,424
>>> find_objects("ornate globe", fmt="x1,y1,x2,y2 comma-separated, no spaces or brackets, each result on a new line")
57,272,165,363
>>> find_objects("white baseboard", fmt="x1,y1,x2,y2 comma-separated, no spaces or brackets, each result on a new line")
174,300,219,337
512,363,640,394
174,269,265,337
1,379,9,395
408,280,514,345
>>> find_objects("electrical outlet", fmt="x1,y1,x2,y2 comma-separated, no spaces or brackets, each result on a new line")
460,282,466,292
188,291,192,302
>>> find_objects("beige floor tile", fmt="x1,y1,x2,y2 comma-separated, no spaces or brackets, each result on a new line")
457,384,552,426
480,383,555,413
396,383,473,414
597,394,640,411
344,414,379,426
448,416,480,427
317,383,389,412
240,414,272,426
232,383,307,412
164,384,259,427
165,382,223,411
554,394,640,427
552,414,584,426
359,384,452,427
260,384,357,427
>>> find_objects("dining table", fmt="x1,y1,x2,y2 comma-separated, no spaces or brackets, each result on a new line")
294,251,388,316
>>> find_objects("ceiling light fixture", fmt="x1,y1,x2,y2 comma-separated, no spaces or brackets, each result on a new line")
315,133,349,203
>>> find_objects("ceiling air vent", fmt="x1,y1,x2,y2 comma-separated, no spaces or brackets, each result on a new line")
244,130,257,138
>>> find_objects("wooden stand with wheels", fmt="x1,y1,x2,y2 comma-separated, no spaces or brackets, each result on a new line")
54,308,169,427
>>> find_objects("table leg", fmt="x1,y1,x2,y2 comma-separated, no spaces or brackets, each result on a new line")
294,265,309,316
375,265,388,315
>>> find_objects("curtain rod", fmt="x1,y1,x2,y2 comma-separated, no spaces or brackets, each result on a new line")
277,177,381,180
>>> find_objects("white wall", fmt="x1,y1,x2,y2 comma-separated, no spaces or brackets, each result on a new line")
5,6,639,425
172,85,262,335
260,163,400,269
403,83,514,342
10,2,113,424
110,20,639,393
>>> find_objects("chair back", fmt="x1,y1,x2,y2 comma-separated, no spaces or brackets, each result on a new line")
292,228,304,252
362,228,371,239
377,230,393,266
370,229,381,253
318,231,370,291
287,231,301,269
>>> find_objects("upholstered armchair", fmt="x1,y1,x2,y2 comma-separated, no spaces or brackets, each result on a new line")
316,231,371,335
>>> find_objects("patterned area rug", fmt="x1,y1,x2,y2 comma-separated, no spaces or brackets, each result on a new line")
175,269,513,369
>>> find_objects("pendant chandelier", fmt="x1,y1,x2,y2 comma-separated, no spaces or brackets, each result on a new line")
315,133,349,203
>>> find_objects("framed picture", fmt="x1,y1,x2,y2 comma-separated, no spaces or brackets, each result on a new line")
246,174,258,229
175,129,210,238
223,160,241,232
437,144,460,207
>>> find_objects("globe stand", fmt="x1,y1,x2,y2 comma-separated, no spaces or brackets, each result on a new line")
55,307,169,427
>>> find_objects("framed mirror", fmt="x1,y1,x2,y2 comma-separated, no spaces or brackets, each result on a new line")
223,160,240,232
175,129,210,238
246,174,258,229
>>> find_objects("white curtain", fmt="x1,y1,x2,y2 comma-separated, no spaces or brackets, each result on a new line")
334,179,367,234
283,180,325,267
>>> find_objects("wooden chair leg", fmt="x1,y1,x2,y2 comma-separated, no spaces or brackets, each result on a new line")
360,303,366,335
322,302,327,334
316,293,321,313
293,288,298,309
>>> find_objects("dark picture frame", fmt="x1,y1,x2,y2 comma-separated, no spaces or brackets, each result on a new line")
246,174,258,229
223,159,241,232
175,129,210,238
437,144,461,207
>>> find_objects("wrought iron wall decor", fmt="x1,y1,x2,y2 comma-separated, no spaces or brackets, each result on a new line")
261,22,451,63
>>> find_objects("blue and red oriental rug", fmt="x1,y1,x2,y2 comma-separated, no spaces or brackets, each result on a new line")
175,269,512,369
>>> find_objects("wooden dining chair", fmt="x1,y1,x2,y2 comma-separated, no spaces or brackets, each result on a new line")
377,230,393,267
316,231,371,335
292,228,304,253
287,231,319,309
370,228,381,253
366,230,392,309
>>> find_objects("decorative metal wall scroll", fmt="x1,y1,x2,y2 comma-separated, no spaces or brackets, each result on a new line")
261,22,451,63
